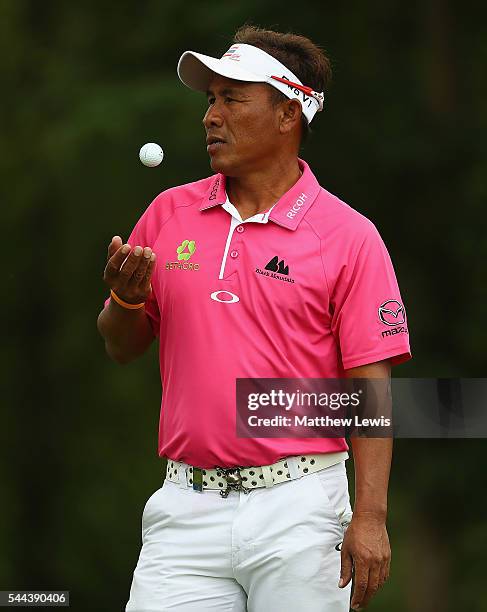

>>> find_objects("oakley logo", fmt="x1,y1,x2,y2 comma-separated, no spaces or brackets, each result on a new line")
286,192,308,219
378,300,406,326
210,290,240,304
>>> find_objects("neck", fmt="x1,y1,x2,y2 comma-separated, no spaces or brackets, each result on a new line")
226,156,302,221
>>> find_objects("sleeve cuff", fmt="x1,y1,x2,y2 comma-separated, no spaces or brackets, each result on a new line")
342,346,412,370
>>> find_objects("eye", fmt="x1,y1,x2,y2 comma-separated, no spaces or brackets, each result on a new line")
225,97,236,104
207,97,215,106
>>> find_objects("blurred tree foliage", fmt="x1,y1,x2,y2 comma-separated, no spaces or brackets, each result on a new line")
2,0,486,610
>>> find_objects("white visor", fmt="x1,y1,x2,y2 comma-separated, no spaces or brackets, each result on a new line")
177,43,324,124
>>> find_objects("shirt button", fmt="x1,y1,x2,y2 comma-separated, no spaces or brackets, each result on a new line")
236,225,244,233
230,250,238,258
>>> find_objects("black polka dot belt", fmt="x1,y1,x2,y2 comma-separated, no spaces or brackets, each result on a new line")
165,452,348,497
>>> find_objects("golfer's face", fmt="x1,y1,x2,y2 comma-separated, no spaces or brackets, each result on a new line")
203,75,279,176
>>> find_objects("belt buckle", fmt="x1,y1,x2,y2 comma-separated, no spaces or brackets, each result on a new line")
192,467,203,492
215,466,250,498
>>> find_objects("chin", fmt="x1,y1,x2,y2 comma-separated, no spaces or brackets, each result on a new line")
209,155,238,177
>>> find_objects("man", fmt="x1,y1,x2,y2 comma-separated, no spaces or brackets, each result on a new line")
97,25,411,612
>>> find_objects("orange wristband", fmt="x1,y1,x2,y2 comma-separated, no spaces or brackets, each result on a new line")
110,290,145,310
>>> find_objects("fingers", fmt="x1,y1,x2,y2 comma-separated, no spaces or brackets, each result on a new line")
378,549,391,590
103,240,157,305
339,548,353,589
378,562,388,591
142,252,156,293
128,247,153,287
118,246,146,284
340,518,391,609
350,558,388,610
350,563,370,611
104,242,132,283
359,562,381,609
107,235,123,260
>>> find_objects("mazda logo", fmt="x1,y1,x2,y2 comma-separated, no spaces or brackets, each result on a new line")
378,300,406,326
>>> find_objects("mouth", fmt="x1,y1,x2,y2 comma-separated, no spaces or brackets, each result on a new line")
206,135,227,155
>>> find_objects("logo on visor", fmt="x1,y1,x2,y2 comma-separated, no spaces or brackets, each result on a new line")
378,300,406,326
280,74,315,109
222,46,241,61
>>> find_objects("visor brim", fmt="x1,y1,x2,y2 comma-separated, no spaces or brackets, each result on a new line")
177,51,267,92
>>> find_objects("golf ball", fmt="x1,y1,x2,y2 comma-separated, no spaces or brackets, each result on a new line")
139,143,164,167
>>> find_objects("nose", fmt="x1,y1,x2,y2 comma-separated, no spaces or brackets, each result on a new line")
203,102,224,130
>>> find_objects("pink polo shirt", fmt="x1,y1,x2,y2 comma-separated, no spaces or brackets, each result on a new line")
104,159,411,468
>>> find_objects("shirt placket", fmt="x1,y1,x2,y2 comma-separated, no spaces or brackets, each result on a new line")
222,221,245,280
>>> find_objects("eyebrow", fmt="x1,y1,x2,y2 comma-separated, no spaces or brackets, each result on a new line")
206,87,249,98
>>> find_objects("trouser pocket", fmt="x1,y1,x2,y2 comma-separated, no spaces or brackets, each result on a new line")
312,461,353,532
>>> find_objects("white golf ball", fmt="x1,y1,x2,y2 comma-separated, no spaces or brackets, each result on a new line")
139,143,164,167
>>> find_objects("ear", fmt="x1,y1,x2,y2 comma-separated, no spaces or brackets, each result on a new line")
279,99,302,135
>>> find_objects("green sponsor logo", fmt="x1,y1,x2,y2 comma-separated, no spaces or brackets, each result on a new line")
177,240,196,261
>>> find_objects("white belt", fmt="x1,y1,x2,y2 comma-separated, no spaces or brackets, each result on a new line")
165,451,348,497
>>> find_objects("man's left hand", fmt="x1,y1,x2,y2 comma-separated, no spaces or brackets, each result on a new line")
338,512,391,610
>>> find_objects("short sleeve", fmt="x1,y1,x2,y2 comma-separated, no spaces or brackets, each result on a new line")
103,203,161,338
329,222,411,370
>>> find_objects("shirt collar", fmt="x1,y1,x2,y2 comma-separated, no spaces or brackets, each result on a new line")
222,197,276,224
200,158,321,230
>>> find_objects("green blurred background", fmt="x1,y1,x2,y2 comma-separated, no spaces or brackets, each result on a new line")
2,0,486,610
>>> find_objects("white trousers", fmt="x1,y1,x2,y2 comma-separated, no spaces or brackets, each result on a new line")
126,460,353,612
